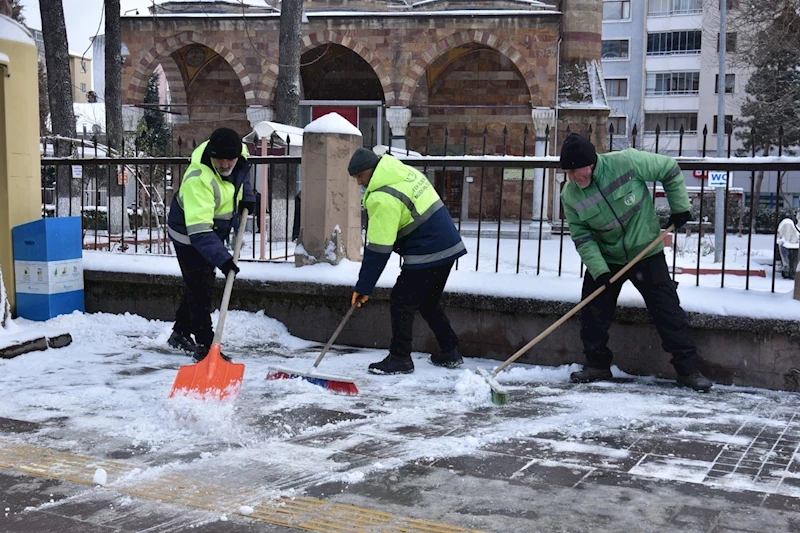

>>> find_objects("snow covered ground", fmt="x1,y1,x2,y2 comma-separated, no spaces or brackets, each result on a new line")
2,309,799,511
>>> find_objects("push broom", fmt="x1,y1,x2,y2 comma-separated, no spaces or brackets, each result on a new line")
478,225,675,405
169,210,251,401
266,303,359,395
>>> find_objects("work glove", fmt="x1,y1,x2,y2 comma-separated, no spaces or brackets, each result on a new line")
238,200,256,217
351,292,370,308
595,272,613,290
666,211,692,230
221,259,240,277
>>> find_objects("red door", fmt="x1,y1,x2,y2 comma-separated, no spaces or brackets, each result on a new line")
312,106,359,127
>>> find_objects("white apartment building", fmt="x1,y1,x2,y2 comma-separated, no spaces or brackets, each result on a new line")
602,0,800,204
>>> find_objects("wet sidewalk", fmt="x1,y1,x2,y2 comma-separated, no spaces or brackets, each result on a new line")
2,375,800,533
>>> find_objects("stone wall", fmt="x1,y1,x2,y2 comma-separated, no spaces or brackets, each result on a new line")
84,269,800,392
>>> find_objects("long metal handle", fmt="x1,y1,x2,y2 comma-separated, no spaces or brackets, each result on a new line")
211,209,249,346
312,304,357,369
492,225,675,376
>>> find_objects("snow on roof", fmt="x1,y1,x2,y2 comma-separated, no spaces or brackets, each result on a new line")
0,14,35,46
0,52,9,66
244,121,305,147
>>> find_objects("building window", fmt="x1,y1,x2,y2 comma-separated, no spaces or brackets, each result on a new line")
605,78,629,98
714,74,735,94
717,33,738,52
602,40,630,60
647,31,702,56
648,0,703,17
645,72,700,95
712,115,734,134
609,116,628,136
644,112,698,134
80,60,87,73
80,83,86,93
603,1,631,20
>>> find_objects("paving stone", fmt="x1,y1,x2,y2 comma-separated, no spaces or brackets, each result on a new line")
0,418,40,434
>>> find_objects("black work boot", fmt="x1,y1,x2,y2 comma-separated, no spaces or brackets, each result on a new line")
570,366,613,383
192,345,232,363
368,353,414,375
430,347,464,369
168,330,197,355
676,371,712,392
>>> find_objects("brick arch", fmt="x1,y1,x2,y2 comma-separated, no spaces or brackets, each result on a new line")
262,31,395,105
126,31,255,106
404,30,541,109
158,54,187,110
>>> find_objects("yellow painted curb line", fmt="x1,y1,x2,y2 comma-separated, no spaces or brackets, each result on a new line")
0,440,488,533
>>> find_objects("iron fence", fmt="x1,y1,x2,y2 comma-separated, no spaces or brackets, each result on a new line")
40,124,800,292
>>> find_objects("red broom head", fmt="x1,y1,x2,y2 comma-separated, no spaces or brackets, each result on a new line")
326,380,359,395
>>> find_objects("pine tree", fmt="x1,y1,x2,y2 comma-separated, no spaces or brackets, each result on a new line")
734,7,800,232
137,72,171,156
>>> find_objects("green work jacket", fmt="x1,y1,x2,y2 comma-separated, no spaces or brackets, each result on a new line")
560,149,690,279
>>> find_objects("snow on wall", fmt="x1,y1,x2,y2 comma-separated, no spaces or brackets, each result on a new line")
0,263,11,329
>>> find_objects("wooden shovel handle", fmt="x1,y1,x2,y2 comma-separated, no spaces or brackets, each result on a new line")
491,225,676,376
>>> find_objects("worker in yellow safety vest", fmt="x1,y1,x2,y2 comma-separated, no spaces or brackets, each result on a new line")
348,147,467,375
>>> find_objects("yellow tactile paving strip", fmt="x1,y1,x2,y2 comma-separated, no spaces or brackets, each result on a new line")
0,440,487,533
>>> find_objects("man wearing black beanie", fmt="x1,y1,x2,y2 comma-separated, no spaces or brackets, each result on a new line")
559,133,712,392
347,147,467,375
166,128,256,362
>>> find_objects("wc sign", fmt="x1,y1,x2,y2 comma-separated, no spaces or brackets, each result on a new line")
708,170,728,188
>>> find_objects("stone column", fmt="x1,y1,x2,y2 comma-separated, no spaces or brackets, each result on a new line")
530,107,555,240
247,105,273,129
386,106,411,151
295,113,364,267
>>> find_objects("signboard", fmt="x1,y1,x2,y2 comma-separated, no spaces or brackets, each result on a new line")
118,171,129,185
709,170,727,188
72,165,83,179
14,258,84,295
692,169,706,179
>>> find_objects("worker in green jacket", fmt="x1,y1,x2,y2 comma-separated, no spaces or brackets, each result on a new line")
559,133,712,392
348,148,467,375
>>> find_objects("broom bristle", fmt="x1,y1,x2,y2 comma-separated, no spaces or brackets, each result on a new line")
265,367,359,395
476,367,510,406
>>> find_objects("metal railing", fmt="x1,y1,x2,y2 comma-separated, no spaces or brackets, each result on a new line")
40,135,299,259
40,124,800,292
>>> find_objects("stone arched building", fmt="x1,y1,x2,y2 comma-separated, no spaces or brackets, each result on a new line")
121,0,608,223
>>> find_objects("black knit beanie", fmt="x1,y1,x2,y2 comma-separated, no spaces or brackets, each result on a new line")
559,133,597,170
208,128,242,159
348,147,380,176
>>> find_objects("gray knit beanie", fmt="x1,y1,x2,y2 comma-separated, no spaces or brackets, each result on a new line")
348,147,380,176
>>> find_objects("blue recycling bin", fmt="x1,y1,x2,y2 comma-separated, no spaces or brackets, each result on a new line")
12,217,85,321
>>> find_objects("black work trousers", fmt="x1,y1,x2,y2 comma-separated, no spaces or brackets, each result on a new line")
580,252,698,376
389,262,459,360
173,244,217,348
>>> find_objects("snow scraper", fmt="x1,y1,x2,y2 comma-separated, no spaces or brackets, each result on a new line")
478,226,676,405
169,211,250,401
266,304,359,395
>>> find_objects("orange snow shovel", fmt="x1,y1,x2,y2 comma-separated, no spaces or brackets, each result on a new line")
169,210,250,401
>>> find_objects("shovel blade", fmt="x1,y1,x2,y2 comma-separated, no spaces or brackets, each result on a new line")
169,344,245,401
